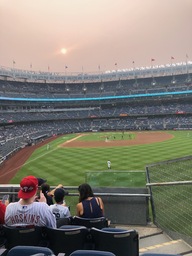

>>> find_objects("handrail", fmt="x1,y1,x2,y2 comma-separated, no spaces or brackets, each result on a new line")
0,185,150,199
0,191,150,198
146,180,192,186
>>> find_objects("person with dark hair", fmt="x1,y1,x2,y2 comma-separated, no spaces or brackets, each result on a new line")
37,177,47,187
41,183,54,206
49,188,71,219
35,178,53,205
76,183,104,218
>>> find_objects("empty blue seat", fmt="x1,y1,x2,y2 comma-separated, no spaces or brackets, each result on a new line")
6,245,54,256
46,226,88,256
69,249,116,256
3,225,47,250
90,227,139,256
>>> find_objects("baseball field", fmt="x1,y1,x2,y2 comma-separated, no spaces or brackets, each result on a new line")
1,130,192,187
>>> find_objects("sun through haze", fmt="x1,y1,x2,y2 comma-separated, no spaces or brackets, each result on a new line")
0,0,191,73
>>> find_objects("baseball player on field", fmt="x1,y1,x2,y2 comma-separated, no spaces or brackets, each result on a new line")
107,160,111,169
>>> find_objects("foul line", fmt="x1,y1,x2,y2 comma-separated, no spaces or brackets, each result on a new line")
0,134,82,179
59,134,84,146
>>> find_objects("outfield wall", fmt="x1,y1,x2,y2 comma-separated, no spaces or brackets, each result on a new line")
93,187,149,225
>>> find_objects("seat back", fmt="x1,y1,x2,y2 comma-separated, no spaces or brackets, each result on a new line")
56,217,72,228
90,227,139,256
72,216,108,229
3,225,47,250
6,245,54,256
46,226,88,256
69,250,116,256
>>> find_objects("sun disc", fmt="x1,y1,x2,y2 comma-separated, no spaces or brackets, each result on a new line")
61,48,67,54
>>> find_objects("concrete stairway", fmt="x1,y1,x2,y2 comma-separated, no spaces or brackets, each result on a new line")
116,223,192,255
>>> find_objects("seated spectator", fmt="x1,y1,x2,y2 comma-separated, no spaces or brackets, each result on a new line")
37,177,47,187
0,195,9,224
36,178,53,205
76,183,104,218
0,203,6,224
4,175,56,228
0,202,6,224
49,188,71,219
41,183,54,206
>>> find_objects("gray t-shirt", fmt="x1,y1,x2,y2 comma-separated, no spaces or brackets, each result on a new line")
49,204,71,220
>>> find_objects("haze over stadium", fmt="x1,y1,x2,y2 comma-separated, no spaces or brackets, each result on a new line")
1,1,192,253
0,0,192,74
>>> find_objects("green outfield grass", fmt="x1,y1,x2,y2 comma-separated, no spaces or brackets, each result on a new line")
85,171,146,187
10,130,192,187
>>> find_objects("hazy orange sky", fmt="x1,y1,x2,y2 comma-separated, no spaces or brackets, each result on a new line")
0,0,191,73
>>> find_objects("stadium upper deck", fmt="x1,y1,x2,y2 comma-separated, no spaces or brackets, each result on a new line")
0,62,192,160
0,61,192,83
0,62,192,103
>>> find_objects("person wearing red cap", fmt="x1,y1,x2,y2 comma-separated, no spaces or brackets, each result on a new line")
4,176,56,228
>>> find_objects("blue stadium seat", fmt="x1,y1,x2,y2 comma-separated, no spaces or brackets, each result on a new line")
56,217,72,228
6,246,54,256
90,227,139,256
69,250,116,256
72,216,108,229
3,225,48,250
46,225,88,256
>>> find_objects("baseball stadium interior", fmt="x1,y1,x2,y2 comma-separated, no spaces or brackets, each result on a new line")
0,62,192,255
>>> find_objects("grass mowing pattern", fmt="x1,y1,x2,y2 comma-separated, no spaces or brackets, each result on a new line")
86,171,146,187
10,131,192,187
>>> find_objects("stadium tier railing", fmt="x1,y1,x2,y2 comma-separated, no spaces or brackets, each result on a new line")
0,185,150,225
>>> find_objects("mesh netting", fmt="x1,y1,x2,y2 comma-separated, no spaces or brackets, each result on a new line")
146,156,192,245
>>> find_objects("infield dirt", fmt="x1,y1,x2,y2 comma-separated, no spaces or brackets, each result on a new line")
0,131,173,183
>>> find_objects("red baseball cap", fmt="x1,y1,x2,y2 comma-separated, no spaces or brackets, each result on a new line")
18,176,38,199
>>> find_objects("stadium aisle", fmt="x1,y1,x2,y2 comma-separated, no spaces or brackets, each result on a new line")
116,223,192,255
